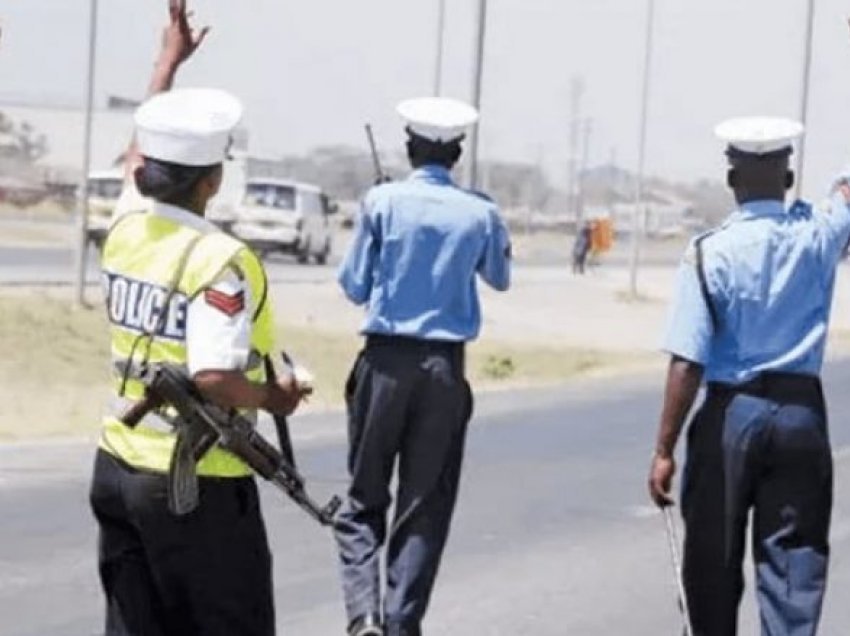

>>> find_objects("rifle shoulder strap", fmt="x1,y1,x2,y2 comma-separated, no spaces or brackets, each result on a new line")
118,233,206,396
263,355,297,468
694,234,719,332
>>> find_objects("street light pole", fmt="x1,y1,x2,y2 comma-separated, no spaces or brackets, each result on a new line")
577,118,593,226
467,0,488,189
628,0,656,299
566,76,585,224
73,0,99,305
433,0,446,96
795,0,816,200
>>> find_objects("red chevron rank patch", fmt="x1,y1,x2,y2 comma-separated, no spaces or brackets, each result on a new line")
204,289,245,317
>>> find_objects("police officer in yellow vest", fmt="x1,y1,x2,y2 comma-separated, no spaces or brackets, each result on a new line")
89,3,307,634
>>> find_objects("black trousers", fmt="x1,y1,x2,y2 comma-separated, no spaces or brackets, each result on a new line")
335,335,473,636
681,373,832,636
89,449,275,636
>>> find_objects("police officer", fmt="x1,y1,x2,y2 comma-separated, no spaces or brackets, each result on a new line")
648,116,850,635
89,3,307,634
335,97,511,636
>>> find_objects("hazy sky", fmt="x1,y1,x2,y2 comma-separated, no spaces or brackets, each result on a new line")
3,0,850,198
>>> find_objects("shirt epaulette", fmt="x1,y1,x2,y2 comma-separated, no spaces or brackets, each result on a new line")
788,199,813,219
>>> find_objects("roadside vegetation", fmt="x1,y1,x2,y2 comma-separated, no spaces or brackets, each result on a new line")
0,292,649,441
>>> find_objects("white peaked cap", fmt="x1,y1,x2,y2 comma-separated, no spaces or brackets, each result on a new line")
714,116,804,156
397,97,479,143
135,88,243,166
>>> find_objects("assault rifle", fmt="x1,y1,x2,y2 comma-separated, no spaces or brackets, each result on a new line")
365,123,391,185
121,363,341,527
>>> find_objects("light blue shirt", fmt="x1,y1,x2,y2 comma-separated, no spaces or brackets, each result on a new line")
338,164,511,341
663,194,850,384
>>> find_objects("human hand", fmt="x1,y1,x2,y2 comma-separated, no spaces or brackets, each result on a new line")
262,373,311,416
291,364,315,394
158,0,210,69
648,453,676,508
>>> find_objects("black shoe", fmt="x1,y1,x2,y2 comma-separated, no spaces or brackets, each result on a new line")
348,613,383,636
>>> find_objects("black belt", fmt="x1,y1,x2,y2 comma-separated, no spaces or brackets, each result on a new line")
365,333,465,369
707,371,822,406
365,333,464,351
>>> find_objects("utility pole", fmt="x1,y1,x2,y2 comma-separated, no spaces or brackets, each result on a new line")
628,0,656,299
527,143,545,236
607,146,619,219
576,118,593,226
565,76,585,225
73,0,99,305
467,0,488,189
795,0,816,199
433,0,447,96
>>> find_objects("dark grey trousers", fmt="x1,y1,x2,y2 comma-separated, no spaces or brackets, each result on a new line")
682,373,832,636
335,335,473,636
90,450,275,636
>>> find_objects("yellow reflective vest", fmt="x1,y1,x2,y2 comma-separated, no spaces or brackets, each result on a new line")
99,209,275,477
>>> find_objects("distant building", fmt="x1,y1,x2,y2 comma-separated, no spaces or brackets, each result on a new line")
0,103,251,186
612,195,698,239
0,104,134,183
580,164,702,237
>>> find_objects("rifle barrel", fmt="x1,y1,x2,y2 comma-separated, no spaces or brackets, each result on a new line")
365,123,385,182
269,475,341,526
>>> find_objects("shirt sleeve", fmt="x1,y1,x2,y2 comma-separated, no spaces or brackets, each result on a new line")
813,190,850,265
338,200,379,305
661,242,714,365
185,268,253,375
477,206,512,291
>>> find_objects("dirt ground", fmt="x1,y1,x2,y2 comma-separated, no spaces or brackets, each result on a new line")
4,217,850,441
0,286,650,441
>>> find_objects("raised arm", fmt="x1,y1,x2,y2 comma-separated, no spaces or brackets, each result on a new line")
123,0,210,179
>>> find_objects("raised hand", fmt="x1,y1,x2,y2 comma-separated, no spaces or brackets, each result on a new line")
129,1,212,176
159,0,210,68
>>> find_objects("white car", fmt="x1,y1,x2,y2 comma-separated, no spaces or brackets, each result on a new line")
85,169,125,248
230,178,337,264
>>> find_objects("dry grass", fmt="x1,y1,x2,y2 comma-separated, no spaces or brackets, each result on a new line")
0,293,111,440
0,294,649,441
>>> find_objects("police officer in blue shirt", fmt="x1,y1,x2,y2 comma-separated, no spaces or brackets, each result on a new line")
335,97,511,636
648,116,850,635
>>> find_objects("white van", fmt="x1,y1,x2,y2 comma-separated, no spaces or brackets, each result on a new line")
85,168,125,248
229,178,337,264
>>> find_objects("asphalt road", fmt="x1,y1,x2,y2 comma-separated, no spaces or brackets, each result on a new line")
3,368,850,635
0,237,687,287
0,245,340,287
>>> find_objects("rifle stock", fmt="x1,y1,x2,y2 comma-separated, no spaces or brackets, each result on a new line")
264,355,297,468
